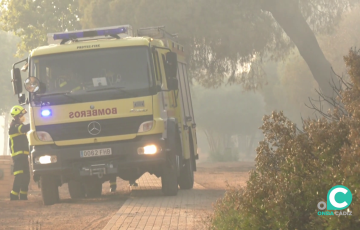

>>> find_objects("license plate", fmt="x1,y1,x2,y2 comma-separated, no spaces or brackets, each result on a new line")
80,148,112,158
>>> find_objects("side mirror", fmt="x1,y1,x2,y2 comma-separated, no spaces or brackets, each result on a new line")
167,78,178,91
24,76,40,93
11,68,22,94
165,52,178,79
24,76,47,94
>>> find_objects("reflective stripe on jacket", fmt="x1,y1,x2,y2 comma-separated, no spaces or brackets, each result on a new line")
8,121,30,157
60,81,81,92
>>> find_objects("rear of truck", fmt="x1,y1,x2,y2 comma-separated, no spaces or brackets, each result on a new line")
12,26,197,205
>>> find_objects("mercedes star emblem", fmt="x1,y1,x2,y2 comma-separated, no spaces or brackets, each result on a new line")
88,121,101,135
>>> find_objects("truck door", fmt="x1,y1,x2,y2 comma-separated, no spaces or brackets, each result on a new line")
176,62,197,160
180,64,197,157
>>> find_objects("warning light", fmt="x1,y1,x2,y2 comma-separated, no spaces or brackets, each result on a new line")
53,27,127,40
41,109,52,117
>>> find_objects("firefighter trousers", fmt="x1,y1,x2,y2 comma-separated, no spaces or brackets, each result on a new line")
11,155,30,198
109,176,116,189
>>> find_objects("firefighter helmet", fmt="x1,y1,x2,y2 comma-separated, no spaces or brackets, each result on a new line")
10,105,27,118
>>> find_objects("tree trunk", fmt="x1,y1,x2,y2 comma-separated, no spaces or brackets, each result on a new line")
203,129,213,151
246,134,255,157
262,0,337,98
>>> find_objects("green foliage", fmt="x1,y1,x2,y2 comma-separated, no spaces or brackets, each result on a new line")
78,0,280,90
79,0,357,90
0,0,81,56
259,6,360,128
1,0,357,90
210,49,360,229
272,6,360,118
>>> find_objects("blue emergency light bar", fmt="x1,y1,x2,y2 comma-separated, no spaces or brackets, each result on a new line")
53,27,127,40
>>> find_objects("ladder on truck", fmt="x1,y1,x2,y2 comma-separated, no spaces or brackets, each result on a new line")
137,26,184,53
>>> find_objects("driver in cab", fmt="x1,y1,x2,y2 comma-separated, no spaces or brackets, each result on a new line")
58,69,83,93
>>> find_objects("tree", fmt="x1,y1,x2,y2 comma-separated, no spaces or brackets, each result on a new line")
0,0,81,56
210,49,360,229
265,6,360,126
2,0,358,95
79,0,359,96
193,85,265,158
78,0,288,90
258,57,319,127
287,5,360,80
259,0,355,97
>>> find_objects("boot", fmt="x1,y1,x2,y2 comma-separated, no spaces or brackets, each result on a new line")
129,180,138,187
10,192,19,201
20,194,28,200
110,185,117,193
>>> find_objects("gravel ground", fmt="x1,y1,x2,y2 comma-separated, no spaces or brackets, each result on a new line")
0,161,254,230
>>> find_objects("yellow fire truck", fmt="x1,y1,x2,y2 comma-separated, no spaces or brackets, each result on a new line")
10,25,198,205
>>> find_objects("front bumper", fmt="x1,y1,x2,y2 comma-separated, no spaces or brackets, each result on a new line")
30,134,166,180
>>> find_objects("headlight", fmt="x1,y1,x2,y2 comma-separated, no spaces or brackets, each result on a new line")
137,144,159,155
36,131,53,142
138,121,153,133
35,155,57,164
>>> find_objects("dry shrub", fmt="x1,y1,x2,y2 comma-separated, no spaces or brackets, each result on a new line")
210,49,360,229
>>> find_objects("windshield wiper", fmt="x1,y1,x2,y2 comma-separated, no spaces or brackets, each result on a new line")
38,91,71,97
37,91,80,103
86,87,136,97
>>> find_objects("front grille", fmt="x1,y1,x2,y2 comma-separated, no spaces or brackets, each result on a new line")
36,115,153,141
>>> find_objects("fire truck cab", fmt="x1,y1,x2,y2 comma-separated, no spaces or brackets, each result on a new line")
10,25,198,205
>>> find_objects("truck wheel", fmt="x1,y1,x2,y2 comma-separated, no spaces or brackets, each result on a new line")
40,175,59,205
68,180,85,199
161,150,179,196
178,158,194,189
84,180,102,198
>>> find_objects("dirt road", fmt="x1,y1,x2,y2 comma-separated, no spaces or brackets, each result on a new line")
0,161,254,230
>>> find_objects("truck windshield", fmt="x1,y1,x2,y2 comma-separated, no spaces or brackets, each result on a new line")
29,46,154,105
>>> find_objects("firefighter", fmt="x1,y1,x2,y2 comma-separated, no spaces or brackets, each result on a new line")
109,176,117,192
130,179,138,187
9,105,30,201
108,178,138,192
58,69,82,92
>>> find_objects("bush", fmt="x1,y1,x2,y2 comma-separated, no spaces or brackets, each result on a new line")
209,49,360,230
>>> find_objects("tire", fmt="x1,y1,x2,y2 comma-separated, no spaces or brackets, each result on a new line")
178,157,194,189
161,151,179,196
68,180,85,199
84,180,102,198
40,175,59,205
179,130,195,189
161,120,181,196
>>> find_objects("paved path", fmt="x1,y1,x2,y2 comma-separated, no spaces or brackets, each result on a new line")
103,173,224,230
